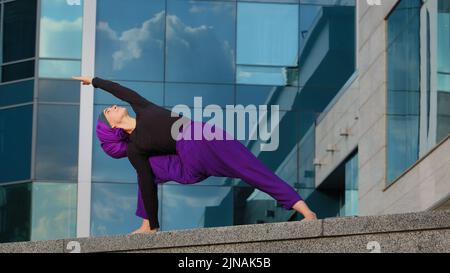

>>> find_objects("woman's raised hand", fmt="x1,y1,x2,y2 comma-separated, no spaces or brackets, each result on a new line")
72,76,93,85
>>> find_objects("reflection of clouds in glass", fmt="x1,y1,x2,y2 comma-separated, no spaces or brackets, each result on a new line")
162,185,233,230
40,16,82,58
92,184,135,222
166,14,214,49
189,3,232,15
31,183,77,241
39,59,81,78
97,11,165,71
166,11,235,80
164,186,228,208
90,183,144,236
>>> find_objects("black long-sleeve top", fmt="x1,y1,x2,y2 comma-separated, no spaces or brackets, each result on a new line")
92,77,182,229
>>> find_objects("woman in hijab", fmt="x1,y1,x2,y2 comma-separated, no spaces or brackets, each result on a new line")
74,76,317,235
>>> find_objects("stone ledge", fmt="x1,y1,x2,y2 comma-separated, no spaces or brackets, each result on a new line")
1,210,449,253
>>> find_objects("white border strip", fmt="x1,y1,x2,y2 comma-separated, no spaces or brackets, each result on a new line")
76,0,96,238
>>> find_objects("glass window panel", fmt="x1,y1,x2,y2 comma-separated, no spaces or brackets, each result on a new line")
35,104,79,181
0,79,34,107
0,105,33,183
165,83,234,108
38,59,81,79
1,60,35,83
436,1,450,144
38,79,80,103
237,2,298,66
90,182,159,236
298,2,355,89
437,92,450,141
31,182,77,241
39,0,83,59
386,0,421,184
387,0,423,46
3,0,37,62
386,116,419,183
236,65,298,86
236,85,298,111
0,182,32,243
296,86,342,113
236,2,298,86
162,184,233,230
438,0,450,74
166,0,235,84
341,152,358,216
438,73,450,92
387,90,420,115
94,81,163,106
92,105,137,183
95,0,165,81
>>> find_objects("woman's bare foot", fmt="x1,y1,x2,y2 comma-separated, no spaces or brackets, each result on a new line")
131,227,159,235
130,219,160,235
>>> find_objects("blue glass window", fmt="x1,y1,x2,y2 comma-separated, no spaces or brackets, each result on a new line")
38,79,80,103
237,2,298,86
35,104,79,181
38,59,81,79
386,0,421,184
162,184,233,230
236,85,299,111
3,0,37,62
90,182,160,236
165,83,234,108
95,0,165,82
31,182,77,241
39,0,83,59
437,0,450,142
0,183,32,243
2,60,35,83
298,2,356,89
0,105,33,183
166,0,235,84
0,80,34,107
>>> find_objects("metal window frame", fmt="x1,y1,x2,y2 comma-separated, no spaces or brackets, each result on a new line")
76,0,96,238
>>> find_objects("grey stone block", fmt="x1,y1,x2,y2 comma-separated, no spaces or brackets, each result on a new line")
64,220,323,253
0,240,64,253
126,229,450,253
323,210,450,236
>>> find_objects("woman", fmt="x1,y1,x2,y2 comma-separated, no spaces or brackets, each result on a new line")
73,76,317,235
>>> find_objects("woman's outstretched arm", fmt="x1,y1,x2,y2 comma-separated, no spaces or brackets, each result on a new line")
72,76,153,109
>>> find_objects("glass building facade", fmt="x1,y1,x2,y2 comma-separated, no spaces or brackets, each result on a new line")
2,0,360,242
386,0,450,185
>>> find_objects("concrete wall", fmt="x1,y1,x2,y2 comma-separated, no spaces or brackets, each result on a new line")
1,210,448,253
314,0,450,216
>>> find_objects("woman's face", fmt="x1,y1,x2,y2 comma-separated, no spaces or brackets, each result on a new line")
103,105,128,128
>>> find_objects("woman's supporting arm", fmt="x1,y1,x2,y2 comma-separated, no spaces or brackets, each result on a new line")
127,143,160,229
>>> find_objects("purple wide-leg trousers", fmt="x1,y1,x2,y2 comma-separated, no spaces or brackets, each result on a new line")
135,120,303,219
